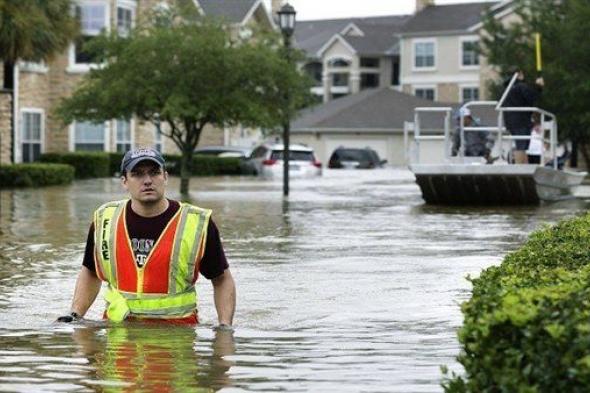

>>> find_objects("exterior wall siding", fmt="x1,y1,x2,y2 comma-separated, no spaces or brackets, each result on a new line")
291,131,446,167
400,34,480,103
0,91,12,164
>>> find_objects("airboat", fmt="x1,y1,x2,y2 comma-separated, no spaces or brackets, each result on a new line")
406,75,587,205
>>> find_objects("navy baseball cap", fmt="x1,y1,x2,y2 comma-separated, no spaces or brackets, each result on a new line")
120,148,165,173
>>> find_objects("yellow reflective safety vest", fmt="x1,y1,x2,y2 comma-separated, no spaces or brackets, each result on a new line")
93,200,211,322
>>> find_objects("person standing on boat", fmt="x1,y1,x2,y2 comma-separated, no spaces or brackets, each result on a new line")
526,114,545,164
452,106,493,161
57,148,236,328
502,69,544,164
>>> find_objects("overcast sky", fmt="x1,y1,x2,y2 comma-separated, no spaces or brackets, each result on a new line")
264,0,495,21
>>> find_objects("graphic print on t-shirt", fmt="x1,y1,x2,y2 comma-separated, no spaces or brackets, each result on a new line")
131,237,155,267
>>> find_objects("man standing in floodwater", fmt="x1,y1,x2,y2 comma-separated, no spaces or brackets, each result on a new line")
502,69,544,164
57,148,236,328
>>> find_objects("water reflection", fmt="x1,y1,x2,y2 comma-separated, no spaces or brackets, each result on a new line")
75,326,234,392
0,326,234,392
1,170,589,392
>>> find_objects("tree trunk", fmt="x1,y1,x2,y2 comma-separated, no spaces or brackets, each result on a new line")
179,147,192,197
3,61,14,90
578,142,590,171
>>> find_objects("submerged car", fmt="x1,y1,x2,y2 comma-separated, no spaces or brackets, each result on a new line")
247,143,322,177
328,147,387,169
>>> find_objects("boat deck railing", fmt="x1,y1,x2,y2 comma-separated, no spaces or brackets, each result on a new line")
407,98,559,170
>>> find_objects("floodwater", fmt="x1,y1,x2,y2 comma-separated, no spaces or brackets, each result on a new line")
0,169,589,392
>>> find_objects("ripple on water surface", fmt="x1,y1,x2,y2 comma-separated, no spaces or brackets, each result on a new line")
1,169,589,392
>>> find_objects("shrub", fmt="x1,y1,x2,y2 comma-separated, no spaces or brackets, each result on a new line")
40,152,110,179
443,214,590,392
109,152,125,176
163,154,243,176
0,163,75,187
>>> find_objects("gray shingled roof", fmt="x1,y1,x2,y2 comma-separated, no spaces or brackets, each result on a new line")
292,88,497,131
295,15,410,57
198,0,259,24
401,2,498,35
343,22,407,55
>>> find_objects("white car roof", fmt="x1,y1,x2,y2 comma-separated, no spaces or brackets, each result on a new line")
267,144,314,152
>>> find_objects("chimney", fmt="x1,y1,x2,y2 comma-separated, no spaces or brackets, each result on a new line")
271,0,284,21
415,0,434,13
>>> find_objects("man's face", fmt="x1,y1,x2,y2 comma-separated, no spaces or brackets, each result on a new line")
121,160,168,204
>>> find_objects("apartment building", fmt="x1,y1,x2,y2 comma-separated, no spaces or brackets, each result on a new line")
398,1,499,103
1,0,276,165
295,15,410,103
295,0,502,105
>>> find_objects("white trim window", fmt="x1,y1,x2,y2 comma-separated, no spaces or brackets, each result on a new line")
68,1,110,72
116,1,136,37
461,39,480,68
332,72,349,87
461,86,480,102
327,57,351,68
115,118,133,152
20,109,44,162
74,121,107,151
413,39,436,70
414,86,436,101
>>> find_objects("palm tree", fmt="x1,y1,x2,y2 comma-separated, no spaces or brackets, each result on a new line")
0,0,78,88
0,0,78,162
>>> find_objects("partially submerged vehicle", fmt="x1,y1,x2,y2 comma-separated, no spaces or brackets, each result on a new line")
406,75,587,205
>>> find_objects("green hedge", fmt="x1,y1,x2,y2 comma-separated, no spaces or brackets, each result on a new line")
163,154,243,176
0,163,75,187
41,151,247,178
443,214,590,392
40,152,110,179
109,152,124,175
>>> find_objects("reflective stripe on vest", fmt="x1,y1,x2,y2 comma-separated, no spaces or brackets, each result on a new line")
94,200,211,322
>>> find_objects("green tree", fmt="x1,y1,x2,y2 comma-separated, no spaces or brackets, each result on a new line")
0,0,78,88
481,0,590,165
57,6,312,195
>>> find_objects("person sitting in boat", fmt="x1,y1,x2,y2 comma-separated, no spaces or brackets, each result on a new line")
452,106,493,161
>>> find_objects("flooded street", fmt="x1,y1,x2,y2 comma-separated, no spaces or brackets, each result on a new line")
1,169,589,392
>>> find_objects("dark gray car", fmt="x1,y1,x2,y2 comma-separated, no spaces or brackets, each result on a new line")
328,147,387,169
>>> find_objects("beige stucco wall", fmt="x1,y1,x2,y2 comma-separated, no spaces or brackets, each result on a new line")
292,130,447,167
400,34,481,103
0,91,11,164
291,131,413,166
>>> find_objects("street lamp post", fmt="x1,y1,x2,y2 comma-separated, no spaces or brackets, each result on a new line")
278,3,296,197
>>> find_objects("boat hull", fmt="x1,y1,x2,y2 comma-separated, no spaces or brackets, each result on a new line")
410,164,587,205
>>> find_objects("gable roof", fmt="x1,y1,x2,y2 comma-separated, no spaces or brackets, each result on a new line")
295,15,410,58
317,35,357,57
401,1,499,36
344,22,407,55
292,88,453,131
292,87,499,132
197,0,265,25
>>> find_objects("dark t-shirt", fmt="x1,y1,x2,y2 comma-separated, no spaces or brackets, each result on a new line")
503,80,543,131
82,200,228,280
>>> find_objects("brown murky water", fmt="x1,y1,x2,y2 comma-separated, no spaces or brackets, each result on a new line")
1,169,588,392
